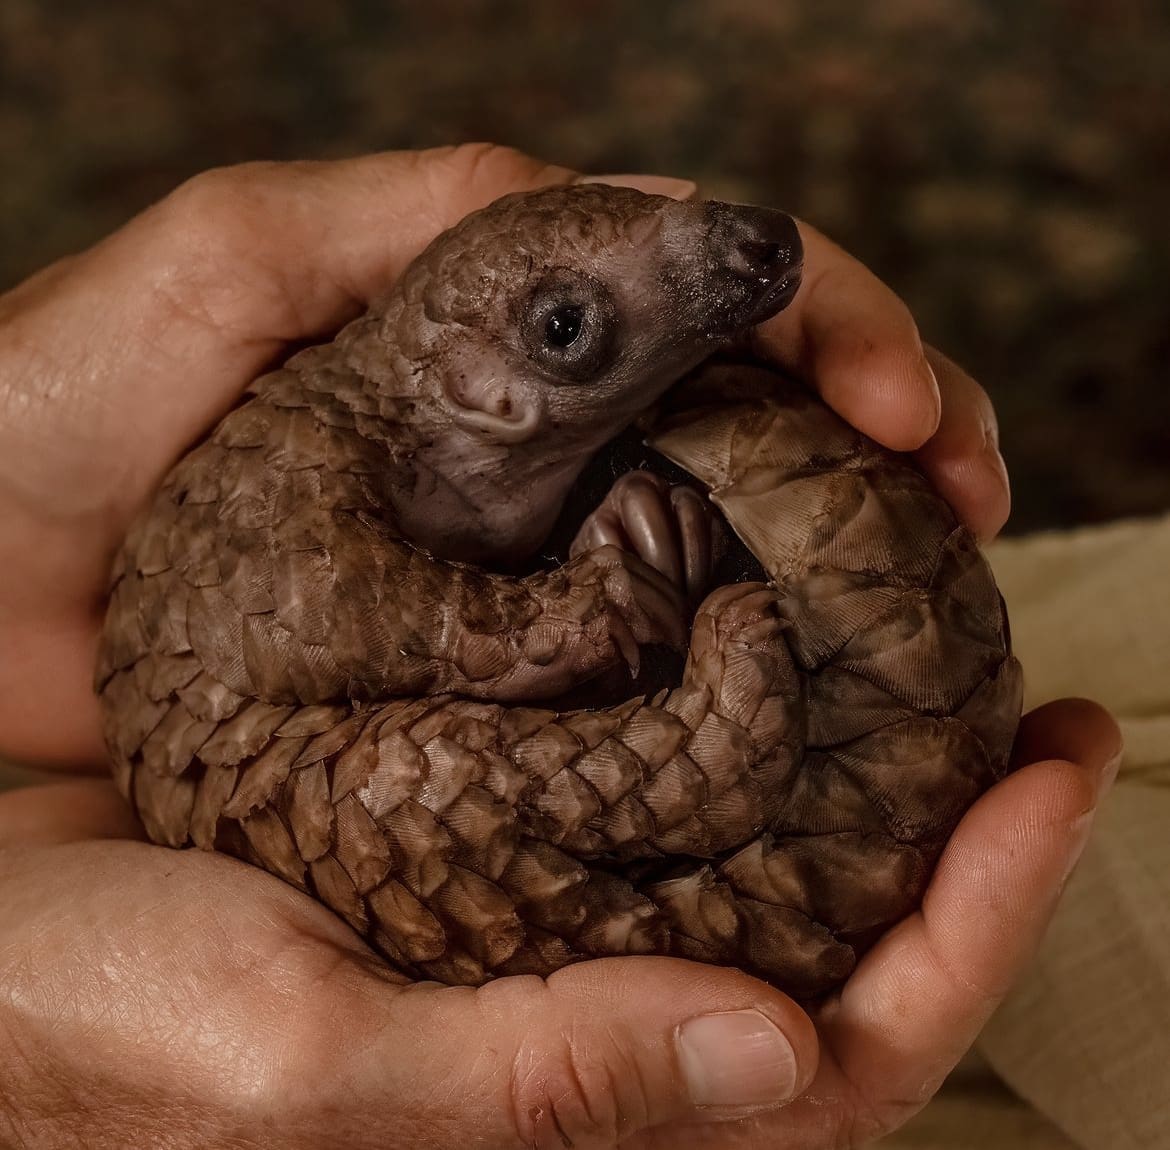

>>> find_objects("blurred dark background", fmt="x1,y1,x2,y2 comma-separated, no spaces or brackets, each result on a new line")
1,0,1167,532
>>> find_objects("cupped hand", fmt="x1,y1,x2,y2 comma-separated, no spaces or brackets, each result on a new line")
0,698,1118,1149
0,142,1042,1149
0,144,1008,769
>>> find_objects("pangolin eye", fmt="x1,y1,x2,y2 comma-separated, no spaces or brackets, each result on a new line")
544,305,583,348
521,268,617,383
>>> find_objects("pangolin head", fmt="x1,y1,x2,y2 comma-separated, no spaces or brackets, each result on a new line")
375,184,803,561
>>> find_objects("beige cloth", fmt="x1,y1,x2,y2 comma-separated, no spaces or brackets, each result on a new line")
885,514,1170,1149
880,1051,1079,1149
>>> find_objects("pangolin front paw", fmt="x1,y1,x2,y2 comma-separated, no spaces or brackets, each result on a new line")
581,543,687,674
570,470,724,606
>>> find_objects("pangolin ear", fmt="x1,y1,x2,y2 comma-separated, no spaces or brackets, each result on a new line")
441,355,546,444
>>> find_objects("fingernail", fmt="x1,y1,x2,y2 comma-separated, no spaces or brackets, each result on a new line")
981,443,1012,516
676,1010,799,1110
980,436,1010,475
577,173,698,200
1059,809,1098,885
961,445,1011,542
1102,748,1124,790
922,359,943,434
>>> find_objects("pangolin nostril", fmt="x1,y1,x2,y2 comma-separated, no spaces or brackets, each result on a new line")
712,208,805,322
740,239,790,276
711,205,804,285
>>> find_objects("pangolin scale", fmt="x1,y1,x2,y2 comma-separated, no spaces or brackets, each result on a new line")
96,185,1021,998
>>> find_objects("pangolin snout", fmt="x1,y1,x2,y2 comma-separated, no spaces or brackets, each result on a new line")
706,203,804,325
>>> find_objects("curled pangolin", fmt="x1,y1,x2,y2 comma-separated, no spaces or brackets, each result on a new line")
96,185,1022,998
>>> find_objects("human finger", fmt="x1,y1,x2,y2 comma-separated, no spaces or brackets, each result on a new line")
752,220,941,453
1008,697,1123,780
801,698,1120,1139
915,347,1011,540
326,957,818,1149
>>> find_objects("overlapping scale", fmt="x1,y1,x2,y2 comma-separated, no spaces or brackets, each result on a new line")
101,333,1019,1000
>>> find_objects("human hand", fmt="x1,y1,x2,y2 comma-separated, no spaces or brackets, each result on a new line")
0,697,1118,1149
0,142,1034,1149
0,144,1007,769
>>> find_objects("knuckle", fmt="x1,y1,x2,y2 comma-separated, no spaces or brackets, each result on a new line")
427,142,568,205
449,140,528,175
160,161,278,237
153,160,320,276
508,1025,644,1150
433,142,527,189
142,161,315,335
145,166,276,320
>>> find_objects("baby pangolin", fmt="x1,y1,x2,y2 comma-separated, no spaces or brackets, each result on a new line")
96,185,1021,998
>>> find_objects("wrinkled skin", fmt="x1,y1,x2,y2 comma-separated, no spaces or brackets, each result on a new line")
97,183,1019,997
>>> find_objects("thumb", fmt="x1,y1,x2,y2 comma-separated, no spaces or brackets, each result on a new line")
339,957,818,1149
